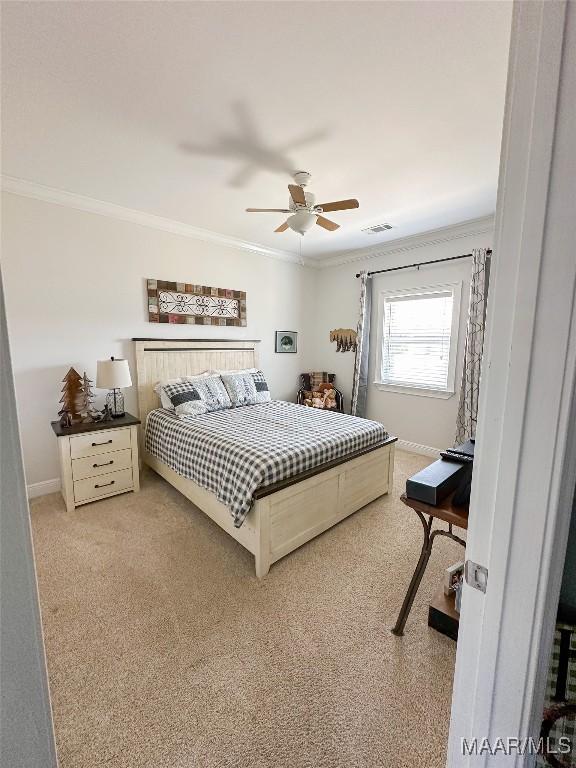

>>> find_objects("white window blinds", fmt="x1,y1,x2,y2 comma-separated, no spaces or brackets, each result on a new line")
380,290,455,391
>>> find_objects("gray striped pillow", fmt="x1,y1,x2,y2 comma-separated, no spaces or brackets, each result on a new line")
221,371,271,407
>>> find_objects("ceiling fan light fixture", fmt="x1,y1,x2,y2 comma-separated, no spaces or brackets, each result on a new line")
287,210,317,235
246,172,359,235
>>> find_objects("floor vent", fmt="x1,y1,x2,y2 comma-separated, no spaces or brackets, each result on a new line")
362,223,393,234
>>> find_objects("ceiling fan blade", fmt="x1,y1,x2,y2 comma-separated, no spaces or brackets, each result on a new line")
316,199,359,212
288,184,306,205
275,221,290,232
246,208,291,213
316,215,340,231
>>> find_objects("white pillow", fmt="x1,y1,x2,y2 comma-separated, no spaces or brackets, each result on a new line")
154,371,213,410
211,367,258,376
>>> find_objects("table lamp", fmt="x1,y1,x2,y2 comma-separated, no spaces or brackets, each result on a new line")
96,357,132,417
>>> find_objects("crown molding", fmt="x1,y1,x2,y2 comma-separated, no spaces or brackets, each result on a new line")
1,175,494,272
0,175,304,266
311,215,495,269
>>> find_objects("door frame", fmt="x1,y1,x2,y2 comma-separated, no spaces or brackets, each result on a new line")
0,267,58,765
448,0,576,765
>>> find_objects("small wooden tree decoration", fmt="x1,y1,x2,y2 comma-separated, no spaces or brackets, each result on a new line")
58,367,83,425
79,372,97,422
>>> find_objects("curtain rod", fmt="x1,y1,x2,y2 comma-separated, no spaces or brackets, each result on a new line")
355,249,492,278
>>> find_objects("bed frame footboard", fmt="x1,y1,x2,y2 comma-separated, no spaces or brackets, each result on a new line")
144,441,395,578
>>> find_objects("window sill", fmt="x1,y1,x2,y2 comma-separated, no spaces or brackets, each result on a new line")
373,382,455,399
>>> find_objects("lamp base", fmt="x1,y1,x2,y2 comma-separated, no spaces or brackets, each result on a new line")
106,389,125,418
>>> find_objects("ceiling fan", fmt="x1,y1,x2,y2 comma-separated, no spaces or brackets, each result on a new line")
246,171,359,235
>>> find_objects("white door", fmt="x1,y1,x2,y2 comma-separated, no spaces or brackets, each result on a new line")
448,1,576,765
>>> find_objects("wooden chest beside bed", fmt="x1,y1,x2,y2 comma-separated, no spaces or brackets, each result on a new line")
133,338,396,577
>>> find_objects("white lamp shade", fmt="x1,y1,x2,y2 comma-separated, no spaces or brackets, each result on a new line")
96,358,132,389
288,210,317,235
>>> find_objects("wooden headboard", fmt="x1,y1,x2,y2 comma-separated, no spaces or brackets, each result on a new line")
133,338,260,426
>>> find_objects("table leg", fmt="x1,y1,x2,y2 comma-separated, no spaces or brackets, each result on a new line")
392,516,466,636
392,511,433,636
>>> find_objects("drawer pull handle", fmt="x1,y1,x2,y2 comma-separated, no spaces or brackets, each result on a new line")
92,439,113,447
94,480,115,489
93,460,114,468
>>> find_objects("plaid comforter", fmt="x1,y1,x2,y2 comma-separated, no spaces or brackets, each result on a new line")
145,401,389,527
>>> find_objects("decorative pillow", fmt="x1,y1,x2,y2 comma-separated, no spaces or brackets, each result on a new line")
162,376,232,417
154,372,213,410
162,381,208,416
251,371,272,403
220,373,258,407
221,370,271,407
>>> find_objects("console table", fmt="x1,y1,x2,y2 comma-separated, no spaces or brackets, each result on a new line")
392,491,468,637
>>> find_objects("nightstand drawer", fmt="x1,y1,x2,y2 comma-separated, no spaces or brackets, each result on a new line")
73,467,134,504
70,427,131,459
72,448,132,481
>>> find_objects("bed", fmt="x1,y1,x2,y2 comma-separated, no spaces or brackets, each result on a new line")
134,339,396,577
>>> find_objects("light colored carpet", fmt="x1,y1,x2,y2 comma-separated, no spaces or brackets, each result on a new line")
30,449,462,768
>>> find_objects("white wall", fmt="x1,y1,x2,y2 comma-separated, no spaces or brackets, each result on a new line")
309,228,493,450
1,192,316,488
1,189,493,488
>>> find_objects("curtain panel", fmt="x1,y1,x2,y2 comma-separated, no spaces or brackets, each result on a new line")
351,271,372,417
455,248,491,444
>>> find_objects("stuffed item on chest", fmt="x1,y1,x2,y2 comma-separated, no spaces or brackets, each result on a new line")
302,382,338,411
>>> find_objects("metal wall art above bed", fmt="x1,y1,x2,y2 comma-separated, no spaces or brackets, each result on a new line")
147,279,247,326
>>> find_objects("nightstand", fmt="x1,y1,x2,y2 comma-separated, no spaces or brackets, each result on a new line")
51,413,140,512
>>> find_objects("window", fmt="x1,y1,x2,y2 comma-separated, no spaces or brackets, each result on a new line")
375,282,461,398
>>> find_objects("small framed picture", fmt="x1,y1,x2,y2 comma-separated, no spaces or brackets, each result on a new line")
444,561,465,596
275,331,298,353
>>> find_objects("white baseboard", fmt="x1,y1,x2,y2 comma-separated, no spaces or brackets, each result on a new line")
396,439,441,458
27,478,60,499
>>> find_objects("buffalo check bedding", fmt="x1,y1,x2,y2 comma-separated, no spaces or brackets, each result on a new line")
145,400,389,528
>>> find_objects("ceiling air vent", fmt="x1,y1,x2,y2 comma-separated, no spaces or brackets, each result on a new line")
362,223,393,234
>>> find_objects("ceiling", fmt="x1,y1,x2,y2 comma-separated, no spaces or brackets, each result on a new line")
1,1,512,262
